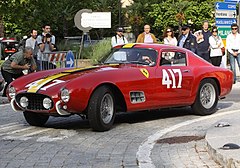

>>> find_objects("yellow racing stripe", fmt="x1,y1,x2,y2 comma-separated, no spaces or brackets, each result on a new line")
27,73,69,93
122,43,135,48
27,66,98,93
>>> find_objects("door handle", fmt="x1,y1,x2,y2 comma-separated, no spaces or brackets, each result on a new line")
183,70,190,73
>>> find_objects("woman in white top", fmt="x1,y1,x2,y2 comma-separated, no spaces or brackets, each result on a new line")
163,27,177,46
209,26,224,66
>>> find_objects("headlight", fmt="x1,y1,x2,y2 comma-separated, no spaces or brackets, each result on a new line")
43,98,52,109
8,86,16,99
60,88,70,103
20,96,28,108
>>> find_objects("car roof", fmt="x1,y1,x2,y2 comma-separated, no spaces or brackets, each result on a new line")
115,43,190,52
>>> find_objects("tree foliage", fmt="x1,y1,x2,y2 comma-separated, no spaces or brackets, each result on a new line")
0,0,221,40
126,0,218,38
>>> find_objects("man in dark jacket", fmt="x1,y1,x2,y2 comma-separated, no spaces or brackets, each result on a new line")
196,20,212,62
177,25,197,53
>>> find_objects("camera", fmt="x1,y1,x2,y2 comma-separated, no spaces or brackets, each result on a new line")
45,33,52,38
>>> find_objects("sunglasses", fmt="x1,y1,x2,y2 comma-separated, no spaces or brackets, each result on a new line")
167,31,172,32
232,28,238,30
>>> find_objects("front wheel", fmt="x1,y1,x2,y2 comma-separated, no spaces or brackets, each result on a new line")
88,86,116,131
192,79,219,115
23,111,49,126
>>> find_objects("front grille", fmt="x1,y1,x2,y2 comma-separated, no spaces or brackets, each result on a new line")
15,93,54,111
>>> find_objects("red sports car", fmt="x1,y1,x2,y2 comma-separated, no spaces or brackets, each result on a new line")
7,43,233,131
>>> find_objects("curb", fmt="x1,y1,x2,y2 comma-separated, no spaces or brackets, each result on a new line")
206,140,240,168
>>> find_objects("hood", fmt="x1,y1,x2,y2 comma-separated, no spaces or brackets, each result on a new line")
11,64,122,94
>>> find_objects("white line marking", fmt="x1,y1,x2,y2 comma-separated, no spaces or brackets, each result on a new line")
0,103,9,107
3,128,53,141
136,109,240,168
0,127,33,136
0,123,24,131
0,122,19,128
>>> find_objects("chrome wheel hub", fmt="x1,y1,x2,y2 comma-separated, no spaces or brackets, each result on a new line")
100,93,114,124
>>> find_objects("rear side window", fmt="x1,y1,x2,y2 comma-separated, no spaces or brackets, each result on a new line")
160,51,186,66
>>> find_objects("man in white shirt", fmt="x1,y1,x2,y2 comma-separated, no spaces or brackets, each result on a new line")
111,27,128,47
226,23,240,84
25,29,38,49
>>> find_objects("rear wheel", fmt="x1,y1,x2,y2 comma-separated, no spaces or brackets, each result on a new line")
23,111,49,126
192,79,219,115
88,86,116,131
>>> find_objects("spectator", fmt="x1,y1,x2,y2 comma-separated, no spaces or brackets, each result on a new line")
226,23,240,84
25,29,38,67
177,25,197,53
36,24,56,70
136,24,157,43
196,20,211,62
163,27,177,46
1,47,37,97
209,26,224,66
111,27,128,47
25,29,38,49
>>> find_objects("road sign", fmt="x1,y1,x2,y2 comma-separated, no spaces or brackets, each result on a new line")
216,18,237,26
224,0,239,3
74,9,111,32
218,27,232,39
215,2,237,10
215,10,236,18
66,50,74,68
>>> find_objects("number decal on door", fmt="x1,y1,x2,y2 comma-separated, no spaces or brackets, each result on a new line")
162,69,182,88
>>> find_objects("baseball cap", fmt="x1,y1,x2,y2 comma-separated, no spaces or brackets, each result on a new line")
117,27,124,32
182,25,190,30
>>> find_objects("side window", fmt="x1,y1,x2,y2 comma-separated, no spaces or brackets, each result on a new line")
160,51,186,66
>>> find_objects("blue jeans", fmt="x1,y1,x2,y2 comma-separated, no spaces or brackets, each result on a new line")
229,53,240,82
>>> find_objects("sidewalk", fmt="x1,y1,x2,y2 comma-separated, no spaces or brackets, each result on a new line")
206,91,240,168
206,114,240,167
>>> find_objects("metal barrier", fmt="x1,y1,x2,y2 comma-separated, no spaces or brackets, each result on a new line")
38,51,68,70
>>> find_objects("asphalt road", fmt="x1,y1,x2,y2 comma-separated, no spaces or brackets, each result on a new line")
0,84,239,168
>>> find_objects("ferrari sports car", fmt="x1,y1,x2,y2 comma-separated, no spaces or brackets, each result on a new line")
8,43,233,131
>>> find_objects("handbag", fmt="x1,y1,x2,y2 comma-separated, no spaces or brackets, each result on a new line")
221,47,225,56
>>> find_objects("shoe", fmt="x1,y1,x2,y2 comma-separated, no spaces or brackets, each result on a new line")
2,94,6,97
233,81,236,84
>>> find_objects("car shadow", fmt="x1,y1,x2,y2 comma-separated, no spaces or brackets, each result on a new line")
43,102,233,131
44,107,192,130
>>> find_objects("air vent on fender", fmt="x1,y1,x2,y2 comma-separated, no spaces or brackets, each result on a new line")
130,91,145,104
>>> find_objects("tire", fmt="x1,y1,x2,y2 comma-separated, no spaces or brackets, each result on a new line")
192,79,219,115
88,86,116,131
23,111,49,126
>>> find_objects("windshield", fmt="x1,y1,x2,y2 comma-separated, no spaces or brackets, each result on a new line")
104,48,158,66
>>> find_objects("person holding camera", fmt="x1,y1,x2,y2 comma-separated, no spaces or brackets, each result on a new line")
36,24,56,70
1,47,37,97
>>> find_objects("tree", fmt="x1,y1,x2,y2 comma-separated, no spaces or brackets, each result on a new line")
126,0,217,39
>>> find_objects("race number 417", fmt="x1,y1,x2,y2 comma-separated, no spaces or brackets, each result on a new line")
162,69,182,88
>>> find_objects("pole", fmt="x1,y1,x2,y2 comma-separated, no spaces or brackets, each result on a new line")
119,0,121,26
239,3,240,29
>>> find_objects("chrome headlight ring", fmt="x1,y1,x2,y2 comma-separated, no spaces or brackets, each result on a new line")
8,86,16,99
20,96,28,108
43,97,52,109
60,88,70,103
